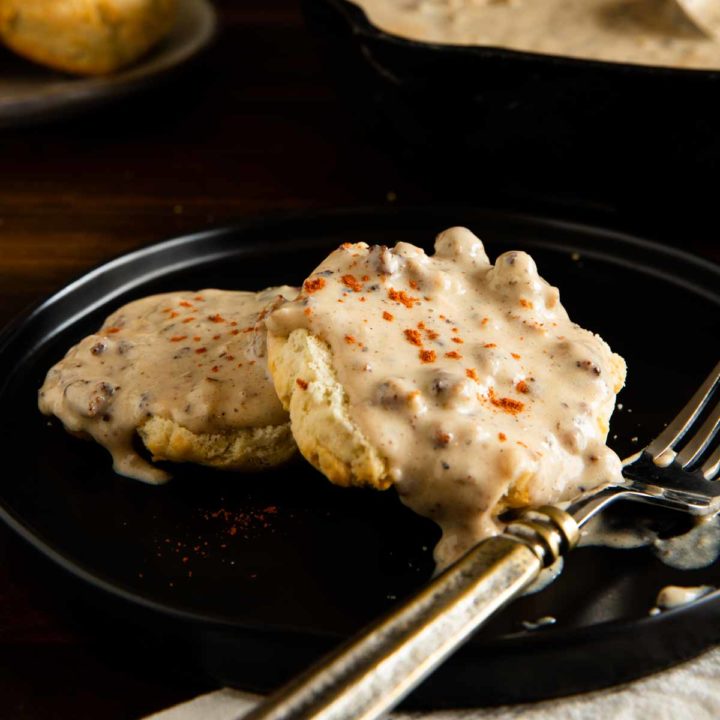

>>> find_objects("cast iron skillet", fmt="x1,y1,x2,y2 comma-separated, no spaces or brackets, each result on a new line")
302,0,720,233
1,207,720,707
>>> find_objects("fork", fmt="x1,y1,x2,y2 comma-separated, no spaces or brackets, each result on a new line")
243,360,720,720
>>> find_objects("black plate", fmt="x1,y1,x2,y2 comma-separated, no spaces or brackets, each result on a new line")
1,208,720,708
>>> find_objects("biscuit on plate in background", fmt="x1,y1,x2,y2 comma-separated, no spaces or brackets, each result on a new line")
0,0,177,75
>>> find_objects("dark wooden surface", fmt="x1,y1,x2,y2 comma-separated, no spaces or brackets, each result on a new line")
0,2,718,718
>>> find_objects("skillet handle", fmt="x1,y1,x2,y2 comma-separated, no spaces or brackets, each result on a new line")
241,506,579,720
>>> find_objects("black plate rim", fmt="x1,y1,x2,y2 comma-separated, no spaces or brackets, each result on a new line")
3,205,720,349
318,0,720,79
2,205,720,657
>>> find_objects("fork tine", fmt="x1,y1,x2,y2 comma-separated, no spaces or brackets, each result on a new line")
645,360,720,461
702,444,720,481
676,398,720,469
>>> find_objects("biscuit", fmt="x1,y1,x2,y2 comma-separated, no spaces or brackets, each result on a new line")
266,230,626,567
39,287,297,484
0,0,177,75
267,329,390,490
138,415,296,473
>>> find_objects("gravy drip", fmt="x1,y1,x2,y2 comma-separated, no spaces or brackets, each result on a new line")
39,287,296,484
523,557,564,595
354,0,720,70
653,584,715,612
267,229,626,568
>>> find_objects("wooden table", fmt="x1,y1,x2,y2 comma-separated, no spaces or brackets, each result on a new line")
0,2,718,717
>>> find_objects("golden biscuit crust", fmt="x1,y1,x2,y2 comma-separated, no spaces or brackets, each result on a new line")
0,0,177,75
138,415,296,473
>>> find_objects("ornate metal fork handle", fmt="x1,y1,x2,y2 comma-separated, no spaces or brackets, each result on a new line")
242,360,720,720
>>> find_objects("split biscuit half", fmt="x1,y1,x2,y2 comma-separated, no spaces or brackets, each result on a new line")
39,287,297,484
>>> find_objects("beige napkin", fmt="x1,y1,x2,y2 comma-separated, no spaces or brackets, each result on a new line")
145,643,720,720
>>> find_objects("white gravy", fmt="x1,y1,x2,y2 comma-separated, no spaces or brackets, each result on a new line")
521,615,557,630
353,0,720,70
652,584,715,613
523,556,564,595
267,228,626,568
39,287,296,484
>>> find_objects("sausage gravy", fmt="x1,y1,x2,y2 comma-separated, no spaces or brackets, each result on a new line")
39,287,296,484
267,229,626,567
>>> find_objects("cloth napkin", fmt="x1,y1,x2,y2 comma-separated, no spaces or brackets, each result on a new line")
145,643,720,720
